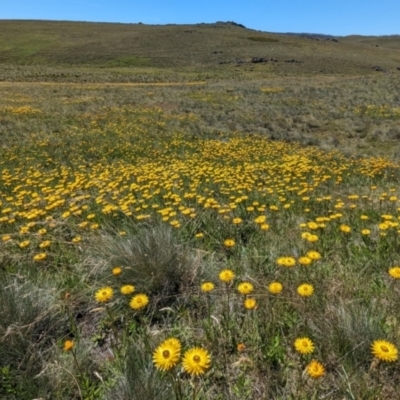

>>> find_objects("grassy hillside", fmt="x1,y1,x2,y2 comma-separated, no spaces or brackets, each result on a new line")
341,34,400,51
1,20,400,78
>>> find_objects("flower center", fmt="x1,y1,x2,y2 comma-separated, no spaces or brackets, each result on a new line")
302,341,308,347
193,355,201,363
381,345,389,352
137,298,142,303
162,350,170,358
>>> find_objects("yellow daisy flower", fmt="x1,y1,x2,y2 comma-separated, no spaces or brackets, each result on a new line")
182,347,211,376
294,337,315,355
306,360,325,379
39,240,51,248
95,287,114,303
268,282,283,294
254,215,266,224
130,294,149,310
371,340,398,362
19,240,30,248
120,285,135,295
61,211,70,219
33,253,47,262
201,282,215,292
297,283,314,297
237,343,246,352
219,269,235,283
112,267,122,276
298,256,312,266
306,251,321,261
388,267,400,279
277,256,296,267
305,234,319,242
340,224,351,233
63,340,74,352
305,222,317,230
223,239,235,248
152,338,181,372
244,297,257,310
237,282,254,295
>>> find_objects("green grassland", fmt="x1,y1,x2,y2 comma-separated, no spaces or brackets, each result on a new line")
1,20,400,76
1,20,400,400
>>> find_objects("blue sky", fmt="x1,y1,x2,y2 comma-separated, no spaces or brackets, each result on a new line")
2,0,399,36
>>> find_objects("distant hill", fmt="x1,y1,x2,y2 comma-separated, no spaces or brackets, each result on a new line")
340,34,400,51
0,20,399,76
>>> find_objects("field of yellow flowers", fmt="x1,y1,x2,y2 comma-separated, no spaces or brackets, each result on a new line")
1,78,400,399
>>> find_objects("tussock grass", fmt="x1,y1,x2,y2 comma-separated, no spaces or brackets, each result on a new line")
0,274,69,398
105,341,173,400
90,224,202,305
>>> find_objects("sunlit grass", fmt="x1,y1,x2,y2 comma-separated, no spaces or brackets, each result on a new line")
354,104,400,119
1,80,400,399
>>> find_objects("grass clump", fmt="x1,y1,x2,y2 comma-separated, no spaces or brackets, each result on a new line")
0,275,69,399
91,224,200,305
105,341,173,400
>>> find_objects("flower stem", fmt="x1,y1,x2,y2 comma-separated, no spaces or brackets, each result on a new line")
192,376,199,400
106,305,120,355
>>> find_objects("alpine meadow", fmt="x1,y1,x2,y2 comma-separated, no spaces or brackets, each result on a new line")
1,20,400,400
